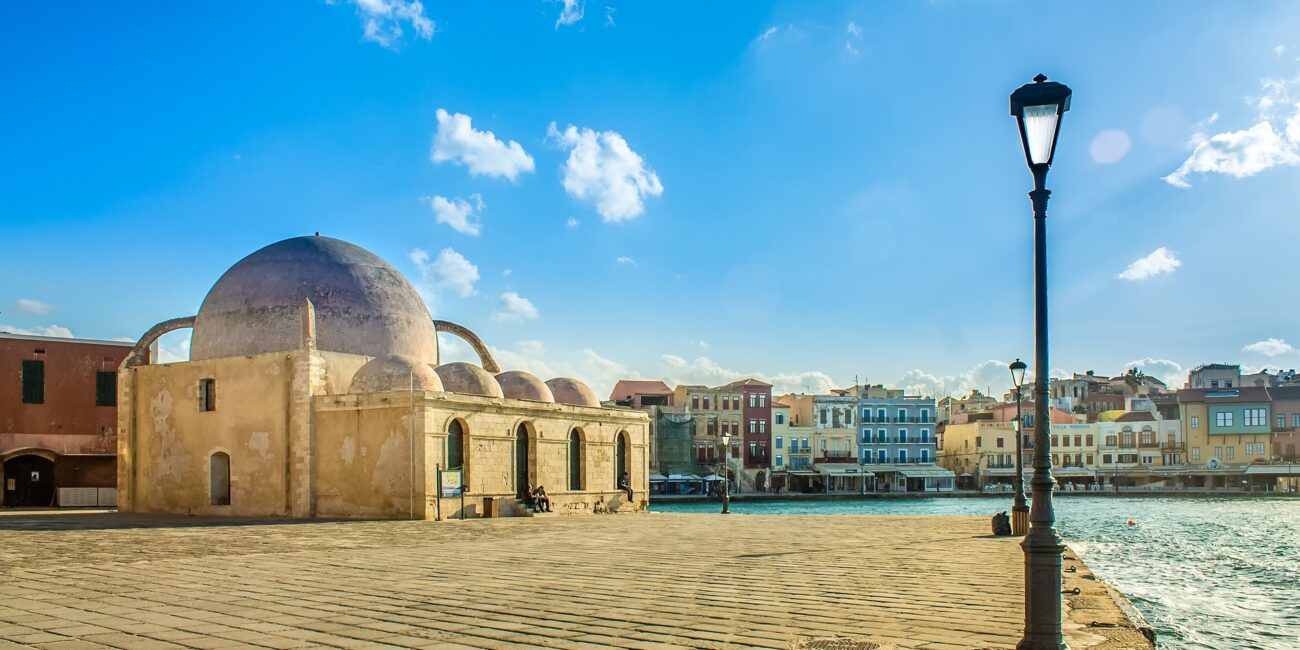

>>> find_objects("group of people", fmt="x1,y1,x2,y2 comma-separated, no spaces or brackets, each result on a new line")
522,472,635,514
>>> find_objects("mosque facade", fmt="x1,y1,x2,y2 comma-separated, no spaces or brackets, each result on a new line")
115,235,649,519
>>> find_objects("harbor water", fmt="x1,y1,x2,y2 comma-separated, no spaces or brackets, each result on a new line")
652,496,1300,649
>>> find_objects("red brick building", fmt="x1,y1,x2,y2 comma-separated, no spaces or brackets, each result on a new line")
1,333,136,506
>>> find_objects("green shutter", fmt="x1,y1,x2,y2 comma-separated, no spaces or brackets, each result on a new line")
96,371,117,407
21,360,45,404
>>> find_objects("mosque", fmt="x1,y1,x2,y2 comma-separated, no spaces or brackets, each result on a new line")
115,235,648,519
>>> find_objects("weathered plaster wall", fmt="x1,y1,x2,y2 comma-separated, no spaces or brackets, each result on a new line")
121,352,292,516
313,393,428,519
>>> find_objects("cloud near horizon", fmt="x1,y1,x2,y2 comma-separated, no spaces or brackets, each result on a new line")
1243,337,1295,357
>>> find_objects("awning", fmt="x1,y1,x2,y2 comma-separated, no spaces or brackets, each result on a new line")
649,474,668,482
1244,465,1300,476
699,474,725,481
787,470,819,476
897,466,956,479
1054,468,1096,478
814,463,874,477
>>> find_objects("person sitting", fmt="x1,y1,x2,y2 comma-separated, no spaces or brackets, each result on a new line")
992,511,1012,536
532,486,552,513
522,484,537,511
618,472,634,501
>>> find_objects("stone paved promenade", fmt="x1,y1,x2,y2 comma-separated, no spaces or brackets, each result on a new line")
0,511,1150,649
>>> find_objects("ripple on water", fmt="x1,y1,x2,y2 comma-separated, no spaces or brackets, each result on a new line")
652,496,1300,650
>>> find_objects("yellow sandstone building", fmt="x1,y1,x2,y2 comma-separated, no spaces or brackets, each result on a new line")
115,235,648,519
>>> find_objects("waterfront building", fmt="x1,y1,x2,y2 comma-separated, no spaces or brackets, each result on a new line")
939,421,1094,490
1187,363,1241,389
1,332,135,507
608,380,673,475
812,391,862,492
937,389,996,424
672,378,772,491
1270,385,1300,460
116,236,649,519
857,391,953,491
769,400,791,488
774,394,816,490
1178,387,1271,488
1095,414,1183,488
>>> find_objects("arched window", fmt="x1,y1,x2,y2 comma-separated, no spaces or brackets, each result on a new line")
568,429,583,491
447,419,464,470
515,423,531,499
614,431,629,488
210,452,230,506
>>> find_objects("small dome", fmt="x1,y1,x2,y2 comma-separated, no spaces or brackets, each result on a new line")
350,355,444,394
546,377,599,407
434,362,504,398
496,370,555,403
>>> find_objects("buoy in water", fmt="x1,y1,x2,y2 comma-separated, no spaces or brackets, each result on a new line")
1126,519,1136,526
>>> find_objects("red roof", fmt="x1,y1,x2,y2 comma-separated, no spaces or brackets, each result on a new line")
607,379,673,401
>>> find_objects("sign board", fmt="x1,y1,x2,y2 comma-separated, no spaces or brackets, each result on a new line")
440,468,463,498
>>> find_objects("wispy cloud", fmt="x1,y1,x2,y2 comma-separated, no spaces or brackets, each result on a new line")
0,324,73,338
566,216,580,228
431,109,535,181
845,21,862,55
1165,73,1300,187
340,0,434,49
615,256,637,265
410,247,479,297
555,0,584,28
494,291,539,322
548,122,663,222
1243,337,1296,357
16,298,54,315
423,194,484,236
1117,247,1182,281
659,354,838,395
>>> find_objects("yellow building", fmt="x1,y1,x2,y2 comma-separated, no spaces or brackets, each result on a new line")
1179,387,1272,488
116,236,648,520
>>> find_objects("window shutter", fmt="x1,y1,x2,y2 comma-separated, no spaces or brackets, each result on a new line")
22,360,45,404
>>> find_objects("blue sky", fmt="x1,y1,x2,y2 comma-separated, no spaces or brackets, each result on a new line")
3,1,1300,399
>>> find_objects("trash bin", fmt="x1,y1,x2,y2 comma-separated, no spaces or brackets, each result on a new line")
483,496,497,518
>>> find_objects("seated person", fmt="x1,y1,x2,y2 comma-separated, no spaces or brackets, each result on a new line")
522,484,537,510
532,486,553,513
992,511,1012,536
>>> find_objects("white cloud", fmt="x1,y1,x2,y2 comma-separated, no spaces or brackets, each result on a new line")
555,0,584,28
1165,75,1300,187
1117,247,1182,281
603,6,615,27
493,291,539,322
501,268,512,277
659,355,838,395
565,216,580,228
1124,358,1185,388
410,248,479,297
1089,129,1132,164
1277,45,1288,57
1243,338,1296,357
548,122,663,222
845,21,862,55
845,41,859,55
156,331,191,364
893,360,1018,400
757,26,778,41
0,324,73,338
431,109,535,181
343,0,434,49
615,256,637,265
16,298,53,315
424,194,483,236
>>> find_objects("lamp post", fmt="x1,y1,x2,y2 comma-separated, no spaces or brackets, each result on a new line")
1009,359,1029,536
1010,73,1072,650
721,433,731,514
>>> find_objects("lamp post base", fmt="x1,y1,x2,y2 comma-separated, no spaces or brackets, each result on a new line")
1011,507,1029,536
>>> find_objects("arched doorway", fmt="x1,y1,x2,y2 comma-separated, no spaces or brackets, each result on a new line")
3,454,55,507
614,431,629,488
515,423,530,499
568,429,583,491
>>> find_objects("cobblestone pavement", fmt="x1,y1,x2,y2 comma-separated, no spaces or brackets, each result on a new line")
0,511,1149,649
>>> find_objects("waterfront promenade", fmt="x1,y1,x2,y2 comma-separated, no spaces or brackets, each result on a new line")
0,511,1150,649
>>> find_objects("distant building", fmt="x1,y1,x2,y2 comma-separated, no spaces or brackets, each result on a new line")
937,389,996,424
1187,364,1241,390
1,332,134,507
1271,386,1300,461
671,378,772,491
1178,387,1271,487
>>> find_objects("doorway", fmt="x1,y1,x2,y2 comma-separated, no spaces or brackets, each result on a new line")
515,424,530,499
3,454,55,507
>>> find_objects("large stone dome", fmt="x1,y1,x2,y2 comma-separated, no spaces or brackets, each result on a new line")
350,355,444,394
190,236,438,362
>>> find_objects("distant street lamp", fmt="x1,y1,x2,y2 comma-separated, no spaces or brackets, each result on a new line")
1009,359,1029,536
721,433,731,514
1010,73,1072,650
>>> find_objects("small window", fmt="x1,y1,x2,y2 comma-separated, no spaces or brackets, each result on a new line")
198,378,217,412
96,371,117,407
447,419,464,469
210,452,231,506
21,359,45,404
775,412,784,425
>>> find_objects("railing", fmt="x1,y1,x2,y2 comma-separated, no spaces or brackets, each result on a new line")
859,416,934,424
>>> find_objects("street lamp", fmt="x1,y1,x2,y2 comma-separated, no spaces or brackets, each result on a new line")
721,433,731,514
1009,358,1029,536
1010,73,1071,650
